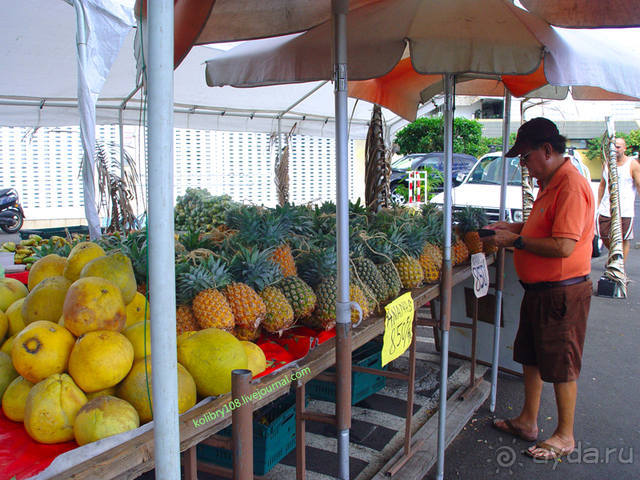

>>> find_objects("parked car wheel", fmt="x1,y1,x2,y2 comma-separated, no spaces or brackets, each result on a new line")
390,191,406,206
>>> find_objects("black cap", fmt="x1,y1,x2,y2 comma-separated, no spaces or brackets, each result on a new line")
506,117,560,157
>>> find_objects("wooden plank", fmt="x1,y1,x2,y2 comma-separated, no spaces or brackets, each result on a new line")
371,380,490,480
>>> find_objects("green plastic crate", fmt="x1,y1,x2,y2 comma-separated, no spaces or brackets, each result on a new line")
307,340,386,405
197,392,302,475
19,225,92,240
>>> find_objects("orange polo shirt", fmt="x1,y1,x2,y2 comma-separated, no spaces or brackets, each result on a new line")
514,160,594,283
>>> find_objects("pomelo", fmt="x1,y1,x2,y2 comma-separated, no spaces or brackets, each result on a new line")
11,320,75,383
117,357,196,423
6,298,26,336
122,321,151,361
2,376,34,421
23,373,87,443
0,351,19,397
241,341,267,377
73,395,140,445
125,292,150,328
0,278,28,312
80,252,137,304
22,276,72,325
63,242,106,282
68,330,134,393
28,254,67,291
62,277,126,336
177,328,248,396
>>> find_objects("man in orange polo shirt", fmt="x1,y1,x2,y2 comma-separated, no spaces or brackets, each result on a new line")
487,118,594,461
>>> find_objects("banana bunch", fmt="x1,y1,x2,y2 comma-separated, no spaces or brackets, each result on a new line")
1,234,70,270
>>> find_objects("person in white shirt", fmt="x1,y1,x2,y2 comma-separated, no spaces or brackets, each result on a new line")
596,137,640,262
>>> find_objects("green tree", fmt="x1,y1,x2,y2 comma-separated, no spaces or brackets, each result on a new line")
586,130,639,164
394,117,485,158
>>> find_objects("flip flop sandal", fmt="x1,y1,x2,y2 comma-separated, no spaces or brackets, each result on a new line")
525,442,573,461
492,418,538,442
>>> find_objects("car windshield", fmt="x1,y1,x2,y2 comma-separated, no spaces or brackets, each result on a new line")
466,155,524,186
391,156,415,170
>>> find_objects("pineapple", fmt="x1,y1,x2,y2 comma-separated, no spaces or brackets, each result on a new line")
364,231,403,300
176,304,198,336
393,223,425,289
350,229,391,304
177,257,235,331
351,256,389,304
454,206,486,255
228,245,294,335
262,211,297,277
260,286,295,334
226,206,297,277
276,276,317,320
376,262,402,299
234,325,263,341
298,246,370,330
423,212,444,267
452,233,470,265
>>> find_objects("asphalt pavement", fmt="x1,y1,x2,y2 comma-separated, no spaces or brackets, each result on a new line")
424,247,640,480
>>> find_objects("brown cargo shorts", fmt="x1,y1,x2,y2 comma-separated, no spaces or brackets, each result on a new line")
513,280,592,383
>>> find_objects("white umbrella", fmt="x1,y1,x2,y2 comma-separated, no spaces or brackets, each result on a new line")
204,3,640,477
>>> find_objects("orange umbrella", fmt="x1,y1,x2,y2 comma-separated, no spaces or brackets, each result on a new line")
348,57,638,121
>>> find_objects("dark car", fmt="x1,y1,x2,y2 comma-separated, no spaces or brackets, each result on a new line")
389,152,477,204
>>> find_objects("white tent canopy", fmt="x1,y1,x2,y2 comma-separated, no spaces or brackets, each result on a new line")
0,0,407,139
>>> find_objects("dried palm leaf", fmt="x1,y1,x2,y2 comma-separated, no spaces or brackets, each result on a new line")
94,141,142,234
601,131,627,295
365,104,391,212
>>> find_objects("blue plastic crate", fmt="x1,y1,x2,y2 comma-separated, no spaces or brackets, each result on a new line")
197,391,302,475
307,340,386,405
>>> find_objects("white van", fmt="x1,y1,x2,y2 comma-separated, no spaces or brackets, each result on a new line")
431,150,600,226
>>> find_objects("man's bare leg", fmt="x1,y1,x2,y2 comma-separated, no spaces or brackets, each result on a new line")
495,364,542,437
528,380,577,457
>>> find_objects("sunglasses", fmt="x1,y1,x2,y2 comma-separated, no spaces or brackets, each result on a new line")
520,150,534,162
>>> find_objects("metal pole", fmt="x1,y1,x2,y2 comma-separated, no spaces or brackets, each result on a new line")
147,1,180,478
490,92,511,412
231,370,253,480
333,1,351,479
119,108,125,182
436,73,454,480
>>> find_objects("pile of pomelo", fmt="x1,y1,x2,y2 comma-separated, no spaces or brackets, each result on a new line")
0,241,265,446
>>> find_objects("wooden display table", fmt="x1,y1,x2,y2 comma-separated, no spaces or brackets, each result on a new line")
30,258,491,480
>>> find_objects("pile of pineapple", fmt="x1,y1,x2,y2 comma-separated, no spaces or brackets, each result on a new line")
100,202,493,340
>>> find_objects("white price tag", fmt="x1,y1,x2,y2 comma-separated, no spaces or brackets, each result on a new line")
471,253,489,298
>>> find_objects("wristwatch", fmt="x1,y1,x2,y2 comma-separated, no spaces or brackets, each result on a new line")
513,236,525,250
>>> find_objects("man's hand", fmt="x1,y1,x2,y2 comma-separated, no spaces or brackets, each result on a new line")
486,221,523,234
488,229,520,248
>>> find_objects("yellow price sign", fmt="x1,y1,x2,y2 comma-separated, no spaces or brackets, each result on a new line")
381,292,415,367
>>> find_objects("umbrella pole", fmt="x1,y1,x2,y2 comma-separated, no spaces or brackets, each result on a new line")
147,1,181,478
436,73,454,480
333,2,352,480
490,92,511,412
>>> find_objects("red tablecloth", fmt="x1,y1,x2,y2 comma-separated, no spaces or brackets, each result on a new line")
5,270,29,285
0,325,333,479
0,410,76,480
